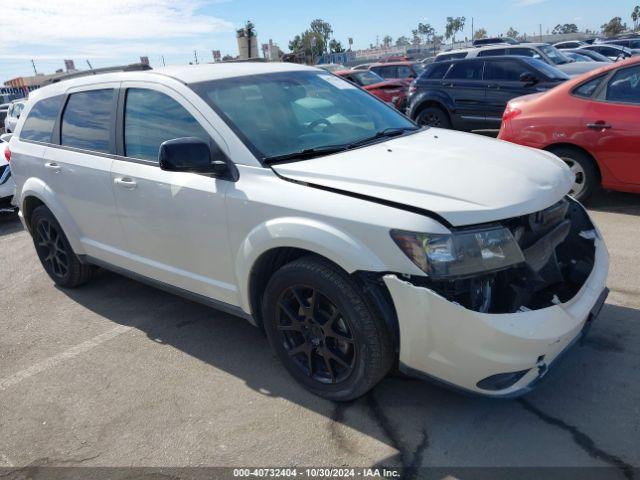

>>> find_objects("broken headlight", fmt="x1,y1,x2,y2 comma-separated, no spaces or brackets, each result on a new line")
390,227,525,279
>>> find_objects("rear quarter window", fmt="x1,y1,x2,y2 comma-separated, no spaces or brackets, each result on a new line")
19,96,63,143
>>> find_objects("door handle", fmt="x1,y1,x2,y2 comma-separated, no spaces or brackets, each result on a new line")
587,122,612,130
441,82,454,87
44,162,61,173
114,177,137,189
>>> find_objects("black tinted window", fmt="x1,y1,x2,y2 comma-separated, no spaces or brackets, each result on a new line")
61,89,114,153
510,48,543,60
478,48,507,57
124,88,210,162
436,52,468,62
485,60,530,81
446,61,483,80
573,76,604,98
606,66,640,104
424,63,451,79
20,96,63,142
371,66,397,78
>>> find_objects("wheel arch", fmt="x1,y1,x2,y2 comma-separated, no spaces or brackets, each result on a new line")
246,246,400,352
19,177,84,253
543,143,602,183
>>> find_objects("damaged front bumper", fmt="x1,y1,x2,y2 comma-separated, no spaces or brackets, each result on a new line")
383,236,609,397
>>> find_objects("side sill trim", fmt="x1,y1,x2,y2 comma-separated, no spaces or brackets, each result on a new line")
272,170,453,229
82,255,255,324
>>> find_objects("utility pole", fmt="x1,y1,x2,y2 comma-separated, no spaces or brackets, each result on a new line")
161,55,166,66
194,50,198,64
539,24,542,41
31,59,38,76
471,17,474,42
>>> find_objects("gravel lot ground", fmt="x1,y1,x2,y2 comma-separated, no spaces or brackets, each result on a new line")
0,190,638,477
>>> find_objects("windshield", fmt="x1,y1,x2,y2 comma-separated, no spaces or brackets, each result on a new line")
538,44,572,65
191,71,417,162
351,70,386,86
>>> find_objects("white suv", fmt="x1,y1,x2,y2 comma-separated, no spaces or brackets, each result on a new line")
8,63,609,400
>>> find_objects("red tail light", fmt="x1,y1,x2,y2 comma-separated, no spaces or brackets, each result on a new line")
502,104,522,122
3,146,10,163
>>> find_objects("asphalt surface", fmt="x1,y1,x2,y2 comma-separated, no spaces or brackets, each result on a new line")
0,190,639,477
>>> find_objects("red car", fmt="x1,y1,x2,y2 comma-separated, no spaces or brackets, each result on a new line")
498,57,640,201
335,70,408,110
368,61,426,86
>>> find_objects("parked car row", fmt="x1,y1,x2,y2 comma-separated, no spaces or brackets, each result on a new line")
406,56,569,131
0,133,17,215
499,57,640,201
4,99,26,133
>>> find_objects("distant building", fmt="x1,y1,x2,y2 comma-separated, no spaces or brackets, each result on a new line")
237,21,259,60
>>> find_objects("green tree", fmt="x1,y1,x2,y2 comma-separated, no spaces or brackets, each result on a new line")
310,19,333,54
552,23,578,34
445,16,466,43
632,5,640,30
395,35,411,47
417,22,435,44
329,39,345,53
506,27,519,39
601,17,627,36
474,28,488,40
382,35,393,47
411,29,420,45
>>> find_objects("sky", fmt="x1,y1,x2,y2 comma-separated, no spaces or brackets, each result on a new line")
0,0,636,81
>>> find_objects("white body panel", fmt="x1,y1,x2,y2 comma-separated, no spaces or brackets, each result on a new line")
7,64,610,396
385,235,609,396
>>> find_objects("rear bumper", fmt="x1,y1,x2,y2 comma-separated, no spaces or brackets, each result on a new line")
383,236,609,397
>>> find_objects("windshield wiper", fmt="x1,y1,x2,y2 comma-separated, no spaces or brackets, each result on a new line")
263,127,419,165
263,145,350,164
345,126,420,148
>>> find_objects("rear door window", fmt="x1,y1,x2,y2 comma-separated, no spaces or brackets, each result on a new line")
445,61,484,80
485,60,531,82
20,96,64,143
605,65,640,104
61,89,114,153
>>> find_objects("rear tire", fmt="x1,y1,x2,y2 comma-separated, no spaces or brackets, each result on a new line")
262,256,393,401
549,146,599,202
415,106,452,129
30,205,92,288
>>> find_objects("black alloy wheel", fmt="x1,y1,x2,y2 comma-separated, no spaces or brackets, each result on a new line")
34,217,69,279
30,205,92,288
276,285,356,384
416,106,451,129
262,256,393,401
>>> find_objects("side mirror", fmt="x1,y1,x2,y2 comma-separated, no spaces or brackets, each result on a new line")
0,133,12,143
519,72,539,85
159,137,228,175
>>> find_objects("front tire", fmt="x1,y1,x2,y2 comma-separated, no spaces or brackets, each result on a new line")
30,205,92,288
262,257,393,401
415,106,452,129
